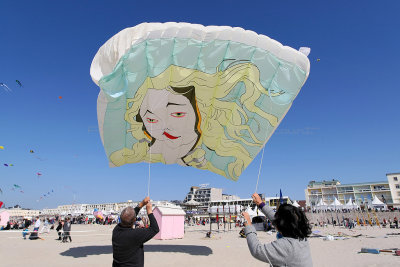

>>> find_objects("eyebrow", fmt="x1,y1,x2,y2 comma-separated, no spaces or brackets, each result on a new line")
167,102,186,107
144,110,154,116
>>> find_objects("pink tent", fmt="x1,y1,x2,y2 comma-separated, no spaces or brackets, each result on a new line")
0,210,10,227
153,206,185,240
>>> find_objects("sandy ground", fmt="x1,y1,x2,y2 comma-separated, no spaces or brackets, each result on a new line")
1,224,400,267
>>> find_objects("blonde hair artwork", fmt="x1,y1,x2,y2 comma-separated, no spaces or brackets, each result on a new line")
109,62,281,180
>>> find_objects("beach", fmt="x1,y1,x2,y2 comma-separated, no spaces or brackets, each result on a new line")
1,224,399,266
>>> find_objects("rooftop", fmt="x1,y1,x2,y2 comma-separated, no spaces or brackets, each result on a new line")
308,179,341,187
337,181,388,187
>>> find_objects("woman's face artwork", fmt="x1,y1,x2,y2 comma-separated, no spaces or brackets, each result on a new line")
139,88,198,151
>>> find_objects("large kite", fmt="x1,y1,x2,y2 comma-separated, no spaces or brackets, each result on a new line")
90,22,310,181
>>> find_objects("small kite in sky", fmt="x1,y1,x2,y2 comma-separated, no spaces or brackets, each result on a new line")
15,80,23,87
12,184,22,191
0,201,3,208
0,83,12,92
4,164,8,167
0,188,3,194
0,146,4,150
30,150,34,153
20,191,24,193
37,172,42,177
317,58,321,62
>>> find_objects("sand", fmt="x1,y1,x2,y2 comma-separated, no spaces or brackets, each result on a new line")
1,224,399,266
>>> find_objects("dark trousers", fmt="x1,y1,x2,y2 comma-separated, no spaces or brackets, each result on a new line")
63,231,72,242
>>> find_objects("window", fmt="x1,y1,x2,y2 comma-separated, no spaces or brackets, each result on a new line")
394,177,398,181
396,184,400,189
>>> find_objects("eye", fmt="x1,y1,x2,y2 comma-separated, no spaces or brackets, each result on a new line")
171,112,186,118
146,118,158,123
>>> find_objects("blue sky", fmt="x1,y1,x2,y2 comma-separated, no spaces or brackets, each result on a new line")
1,0,399,209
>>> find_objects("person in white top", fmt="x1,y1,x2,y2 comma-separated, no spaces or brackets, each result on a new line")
34,216,41,232
40,218,50,234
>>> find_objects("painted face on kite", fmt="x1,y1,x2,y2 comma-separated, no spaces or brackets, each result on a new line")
91,23,310,180
139,87,199,162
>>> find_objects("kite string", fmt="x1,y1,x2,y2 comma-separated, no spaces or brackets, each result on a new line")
254,93,275,194
148,150,151,197
254,144,266,194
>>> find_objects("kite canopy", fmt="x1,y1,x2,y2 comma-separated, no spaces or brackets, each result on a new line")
90,22,310,181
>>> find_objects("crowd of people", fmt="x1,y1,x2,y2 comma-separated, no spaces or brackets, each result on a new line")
4,194,399,266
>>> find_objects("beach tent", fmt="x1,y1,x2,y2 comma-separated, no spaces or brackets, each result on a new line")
329,197,342,210
245,206,266,218
153,205,185,240
371,195,387,210
315,199,328,211
0,209,10,227
344,198,358,210
292,200,300,208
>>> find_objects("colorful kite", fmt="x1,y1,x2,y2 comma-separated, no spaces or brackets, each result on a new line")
3,164,8,167
0,83,12,92
30,150,34,153
0,201,3,208
93,209,104,220
90,22,310,181
37,172,42,177
0,146,4,150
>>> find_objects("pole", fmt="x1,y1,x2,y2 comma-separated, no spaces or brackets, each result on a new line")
223,201,226,232
229,197,232,231
217,203,219,232
209,202,212,236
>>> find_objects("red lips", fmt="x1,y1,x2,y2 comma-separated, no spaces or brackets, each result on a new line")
163,131,179,139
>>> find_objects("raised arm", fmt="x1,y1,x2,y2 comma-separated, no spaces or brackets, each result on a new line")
135,202,159,244
252,193,275,221
134,196,150,215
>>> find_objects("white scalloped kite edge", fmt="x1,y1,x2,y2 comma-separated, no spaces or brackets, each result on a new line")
90,22,310,86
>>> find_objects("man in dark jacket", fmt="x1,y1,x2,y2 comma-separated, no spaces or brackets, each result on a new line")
112,197,159,267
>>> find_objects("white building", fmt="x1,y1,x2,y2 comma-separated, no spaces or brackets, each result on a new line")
222,194,240,201
305,175,395,207
40,200,175,216
7,208,40,218
183,185,222,206
387,172,400,205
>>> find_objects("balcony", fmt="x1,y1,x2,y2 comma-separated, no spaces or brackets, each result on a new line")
337,190,354,193
355,189,371,193
372,187,390,191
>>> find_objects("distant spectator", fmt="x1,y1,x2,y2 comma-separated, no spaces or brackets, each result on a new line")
34,216,41,232
62,218,72,243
